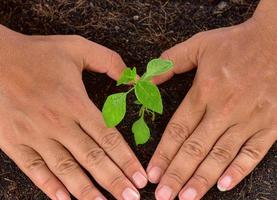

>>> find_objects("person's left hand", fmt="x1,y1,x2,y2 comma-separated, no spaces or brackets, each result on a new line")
0,25,146,200
147,18,277,200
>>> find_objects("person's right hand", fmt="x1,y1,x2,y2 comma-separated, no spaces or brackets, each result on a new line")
0,25,147,200
147,3,277,199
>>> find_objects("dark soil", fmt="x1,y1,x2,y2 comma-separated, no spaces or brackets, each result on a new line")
0,0,276,200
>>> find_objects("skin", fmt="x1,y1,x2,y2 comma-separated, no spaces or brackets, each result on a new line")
0,25,148,200
0,1,276,200
148,0,277,200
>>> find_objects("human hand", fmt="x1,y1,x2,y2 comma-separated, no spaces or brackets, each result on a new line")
147,6,277,200
0,25,147,200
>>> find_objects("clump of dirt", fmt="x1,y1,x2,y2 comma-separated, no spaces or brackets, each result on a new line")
0,0,276,200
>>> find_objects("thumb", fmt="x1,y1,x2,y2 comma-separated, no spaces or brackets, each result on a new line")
69,36,126,80
152,32,205,84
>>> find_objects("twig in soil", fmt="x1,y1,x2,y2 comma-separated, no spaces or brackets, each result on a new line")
260,196,270,200
262,180,271,187
3,178,14,183
0,172,10,176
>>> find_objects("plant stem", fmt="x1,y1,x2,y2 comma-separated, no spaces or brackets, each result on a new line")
141,107,145,118
126,87,135,94
139,106,145,117
140,74,151,81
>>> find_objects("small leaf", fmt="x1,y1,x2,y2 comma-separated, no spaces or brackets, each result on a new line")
117,67,137,86
102,92,127,127
132,116,150,145
145,58,173,78
135,80,163,114
134,100,142,105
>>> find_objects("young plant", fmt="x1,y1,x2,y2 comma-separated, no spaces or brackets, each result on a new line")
102,58,173,145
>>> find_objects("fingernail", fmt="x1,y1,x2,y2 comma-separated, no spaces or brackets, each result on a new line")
132,171,148,188
56,190,70,200
156,185,172,200
122,187,140,200
180,187,197,200
148,166,162,183
218,175,232,191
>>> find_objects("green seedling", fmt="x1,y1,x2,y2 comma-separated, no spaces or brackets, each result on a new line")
102,58,173,145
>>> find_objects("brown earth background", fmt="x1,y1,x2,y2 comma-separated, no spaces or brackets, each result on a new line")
0,0,276,200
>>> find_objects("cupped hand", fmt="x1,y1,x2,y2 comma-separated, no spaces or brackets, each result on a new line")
0,25,147,200
147,16,277,200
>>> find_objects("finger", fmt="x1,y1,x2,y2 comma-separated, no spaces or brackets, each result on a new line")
2,144,70,200
32,139,106,200
178,123,254,200
217,129,277,192
78,102,148,189
147,87,206,184
64,35,126,80
57,124,140,200
152,32,205,84
155,114,231,200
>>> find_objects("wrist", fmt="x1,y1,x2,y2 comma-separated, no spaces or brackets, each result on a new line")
251,0,277,42
0,25,26,51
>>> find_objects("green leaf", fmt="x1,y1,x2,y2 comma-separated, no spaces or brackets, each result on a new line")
102,92,127,127
135,80,163,114
117,67,137,86
132,116,150,145
145,58,173,78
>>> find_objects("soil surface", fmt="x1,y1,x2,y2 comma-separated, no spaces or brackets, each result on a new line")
0,0,276,200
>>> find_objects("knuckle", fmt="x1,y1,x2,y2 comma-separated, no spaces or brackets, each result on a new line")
240,145,263,161
110,174,126,188
100,130,122,151
181,139,207,159
166,169,184,185
85,147,106,167
54,158,78,176
191,174,210,188
121,156,136,170
40,176,52,189
79,184,96,199
253,99,272,114
166,122,190,144
24,156,46,171
210,145,233,163
156,150,171,165
11,112,37,139
231,162,247,176
13,118,34,134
